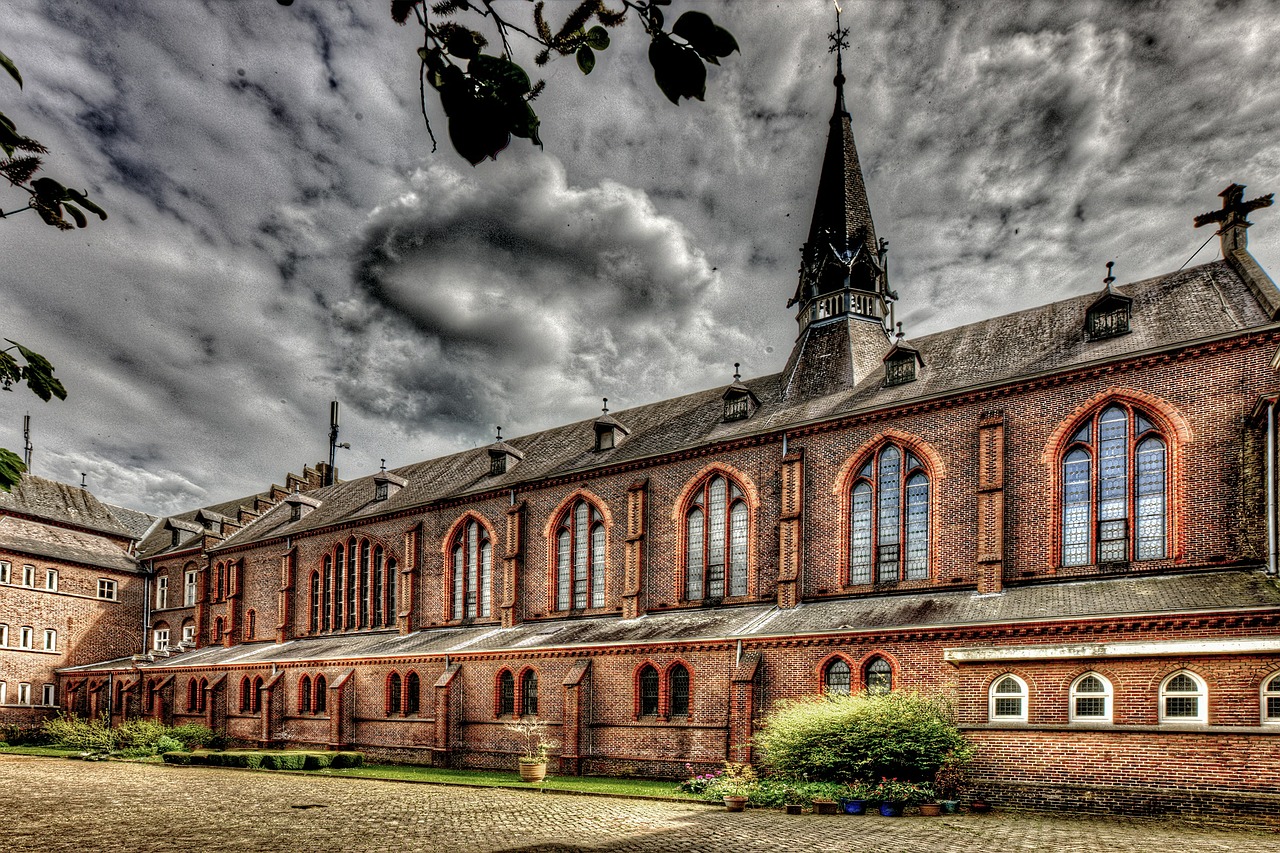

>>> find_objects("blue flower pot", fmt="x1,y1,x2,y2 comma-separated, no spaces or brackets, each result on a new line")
878,801,904,817
839,798,866,815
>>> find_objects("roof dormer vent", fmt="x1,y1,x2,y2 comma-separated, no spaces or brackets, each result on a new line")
593,399,631,451
284,490,322,522
1085,262,1132,341
722,364,760,422
487,427,525,476
373,461,407,501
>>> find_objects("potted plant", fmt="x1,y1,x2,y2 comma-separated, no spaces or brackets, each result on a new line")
840,780,872,815
782,785,804,815
868,778,933,817
933,750,969,814
715,762,758,811
504,718,558,784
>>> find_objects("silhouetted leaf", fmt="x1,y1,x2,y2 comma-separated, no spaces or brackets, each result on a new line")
0,448,24,492
673,11,739,61
7,340,66,401
444,26,483,60
470,54,531,95
648,36,706,104
0,350,20,388
63,202,86,228
506,99,541,146
0,49,20,89
585,26,610,51
66,189,106,220
576,46,595,75
391,0,417,25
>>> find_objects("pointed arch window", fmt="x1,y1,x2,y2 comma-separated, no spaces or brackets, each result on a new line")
1160,671,1205,723
498,670,515,716
555,499,606,611
299,675,312,714
823,659,851,695
240,677,252,713
314,675,328,714
405,672,420,715
989,674,1027,722
387,673,402,716
638,665,660,717
849,445,930,584
1070,672,1112,723
1061,405,1167,566
865,657,892,695
451,519,492,620
252,676,263,713
521,670,538,717
345,538,358,628
669,664,690,717
685,474,749,601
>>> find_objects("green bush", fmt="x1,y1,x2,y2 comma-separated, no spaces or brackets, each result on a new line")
186,751,210,765
753,692,971,784
154,735,183,753
167,724,216,750
42,713,115,751
161,751,193,765
330,751,364,768
114,719,170,750
303,752,334,770
0,722,50,746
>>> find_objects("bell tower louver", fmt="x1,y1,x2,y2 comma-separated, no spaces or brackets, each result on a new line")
780,15,894,401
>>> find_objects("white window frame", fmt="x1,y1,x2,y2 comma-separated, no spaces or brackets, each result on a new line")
98,578,117,600
19,626,33,649
989,673,1028,722
182,624,196,644
155,575,168,609
44,568,58,591
17,683,30,705
184,570,197,606
0,560,9,584
43,629,56,651
21,564,35,587
0,682,6,704
154,627,170,651
1159,670,1207,724
41,684,55,707
1261,671,1280,724
1069,672,1113,723
0,624,7,646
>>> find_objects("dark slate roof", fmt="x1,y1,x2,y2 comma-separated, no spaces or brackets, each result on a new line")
86,570,1280,671
0,516,139,573
136,490,271,560
214,258,1277,551
103,503,158,540
0,474,137,539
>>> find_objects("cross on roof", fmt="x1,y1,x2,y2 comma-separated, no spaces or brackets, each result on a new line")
1194,183,1273,231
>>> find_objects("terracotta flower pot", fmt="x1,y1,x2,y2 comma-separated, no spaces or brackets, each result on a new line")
784,804,803,815
918,802,942,816
518,760,547,783
723,796,748,812
813,799,839,815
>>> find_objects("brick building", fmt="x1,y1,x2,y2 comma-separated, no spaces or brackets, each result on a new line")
9,53,1280,817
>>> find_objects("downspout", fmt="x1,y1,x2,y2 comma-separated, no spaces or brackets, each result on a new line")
142,560,152,655
1269,400,1277,576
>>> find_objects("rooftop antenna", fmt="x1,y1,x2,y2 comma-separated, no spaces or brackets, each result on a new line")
23,413,32,469
327,401,350,486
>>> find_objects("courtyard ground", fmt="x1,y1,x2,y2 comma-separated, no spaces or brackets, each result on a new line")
4,754,1275,852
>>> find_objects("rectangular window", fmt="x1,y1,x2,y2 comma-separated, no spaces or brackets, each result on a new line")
45,569,58,591
22,565,35,586
17,683,30,705
0,624,7,646
42,684,55,706
184,570,197,606
98,579,117,600
182,625,196,644
0,560,9,583
43,629,56,651
994,697,1022,717
155,576,168,609
20,627,33,649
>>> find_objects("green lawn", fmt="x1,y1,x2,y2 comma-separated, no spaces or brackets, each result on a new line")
0,745,82,757
316,763,696,800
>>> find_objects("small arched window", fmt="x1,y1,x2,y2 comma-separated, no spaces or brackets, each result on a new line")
187,679,199,712
315,675,328,713
685,474,749,601
405,672,420,715
387,672,402,716
989,674,1027,722
638,665,660,717
521,670,539,717
213,616,224,643
865,657,892,695
1062,404,1168,566
451,520,492,620
240,677,252,713
1262,673,1280,724
1160,671,1206,723
1069,672,1112,723
498,670,515,716
823,659,851,695
555,500,606,610
669,664,690,717
849,444,930,584
197,678,208,713
246,609,256,640
252,676,263,713
299,675,312,714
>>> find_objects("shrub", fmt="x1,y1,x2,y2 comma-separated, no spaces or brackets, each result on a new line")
303,752,334,770
42,713,115,751
154,735,183,754
115,719,170,751
330,751,363,768
161,751,192,765
0,723,50,746
167,724,215,750
753,692,971,784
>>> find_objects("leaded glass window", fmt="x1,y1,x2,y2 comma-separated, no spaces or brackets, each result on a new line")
555,500,606,610
405,672,420,714
521,670,538,717
498,671,515,716
1264,674,1280,723
387,673,401,716
865,657,892,695
314,675,327,713
372,546,384,627
451,520,491,620
670,664,690,716
310,572,320,634
824,659,851,695
685,475,749,601
346,539,357,628
849,445,930,584
1070,673,1111,722
1061,404,1167,566
639,665,660,716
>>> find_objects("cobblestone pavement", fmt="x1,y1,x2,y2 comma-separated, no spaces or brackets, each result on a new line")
4,755,1276,853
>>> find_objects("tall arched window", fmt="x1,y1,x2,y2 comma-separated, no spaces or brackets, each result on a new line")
187,679,197,712
387,557,398,626
405,672,420,715
555,500,606,610
865,657,892,695
321,555,332,631
498,670,515,716
373,545,385,628
1160,671,1205,723
1062,404,1167,566
849,444,930,584
246,610,256,639
989,674,1027,722
213,616,224,643
240,677,252,712
1262,673,1280,724
685,475,749,601
252,675,263,713
196,678,207,713
387,672,402,716
1070,672,1112,723
309,571,321,633
451,519,492,619
669,664,690,717
823,659,851,695
521,670,538,717
638,665,660,716
314,675,328,713
359,539,371,627
299,675,312,714
345,538,357,628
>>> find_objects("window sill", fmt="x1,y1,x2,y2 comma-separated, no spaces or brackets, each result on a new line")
964,722,1280,734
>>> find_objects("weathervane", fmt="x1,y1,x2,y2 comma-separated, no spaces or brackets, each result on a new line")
828,4,850,56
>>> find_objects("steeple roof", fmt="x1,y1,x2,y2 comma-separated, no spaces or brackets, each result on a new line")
804,49,876,256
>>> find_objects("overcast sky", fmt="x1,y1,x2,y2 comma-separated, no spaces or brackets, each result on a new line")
4,0,1279,516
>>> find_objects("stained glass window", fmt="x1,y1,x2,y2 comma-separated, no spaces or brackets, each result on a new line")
849,444,929,584
555,500,606,610
686,475,749,601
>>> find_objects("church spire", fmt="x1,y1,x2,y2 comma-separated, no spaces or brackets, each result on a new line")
781,9,893,402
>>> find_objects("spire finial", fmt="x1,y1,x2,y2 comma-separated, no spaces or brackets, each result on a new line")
495,425,502,442
828,3,850,93
895,321,904,341
1104,261,1116,289
380,458,386,472
601,397,609,415
733,362,741,382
